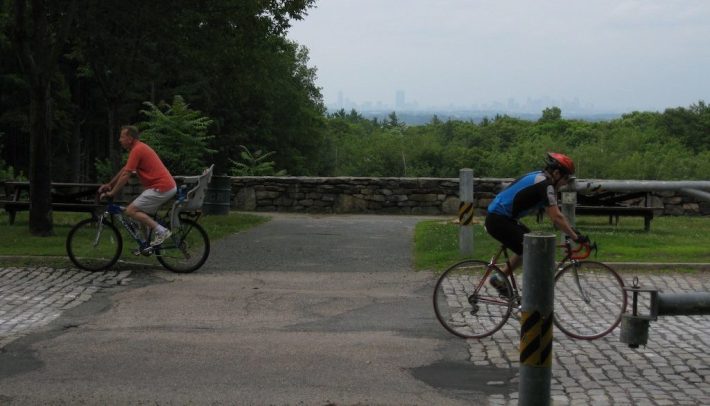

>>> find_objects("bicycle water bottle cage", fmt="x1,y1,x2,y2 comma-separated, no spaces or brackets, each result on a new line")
178,185,188,203
107,203,124,215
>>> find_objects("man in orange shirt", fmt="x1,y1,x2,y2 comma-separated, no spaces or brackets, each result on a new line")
99,125,177,246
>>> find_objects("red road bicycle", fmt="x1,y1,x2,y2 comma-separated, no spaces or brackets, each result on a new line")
433,239,628,340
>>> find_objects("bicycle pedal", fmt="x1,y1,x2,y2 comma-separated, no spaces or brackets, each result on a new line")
469,304,479,315
140,246,154,256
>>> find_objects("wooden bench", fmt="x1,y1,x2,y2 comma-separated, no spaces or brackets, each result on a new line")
535,190,663,231
0,181,102,225
575,205,660,232
575,191,662,231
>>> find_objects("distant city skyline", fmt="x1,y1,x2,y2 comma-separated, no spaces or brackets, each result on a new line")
330,90,594,114
288,1,710,115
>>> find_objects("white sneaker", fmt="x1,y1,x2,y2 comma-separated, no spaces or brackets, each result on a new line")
151,228,172,246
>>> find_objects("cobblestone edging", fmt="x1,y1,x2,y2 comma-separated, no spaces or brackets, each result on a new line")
226,176,710,216
0,267,132,349
464,272,710,405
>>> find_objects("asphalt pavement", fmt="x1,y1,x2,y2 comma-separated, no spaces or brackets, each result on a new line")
0,213,488,405
0,213,708,405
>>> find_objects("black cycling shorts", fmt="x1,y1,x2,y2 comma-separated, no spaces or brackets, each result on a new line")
484,213,530,256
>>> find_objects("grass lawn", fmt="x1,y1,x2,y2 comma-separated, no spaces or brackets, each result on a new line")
415,215,710,271
0,211,269,268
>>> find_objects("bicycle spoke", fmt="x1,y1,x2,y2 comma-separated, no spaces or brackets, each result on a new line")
66,218,122,271
554,261,627,340
433,260,513,339
571,267,592,303
156,219,210,273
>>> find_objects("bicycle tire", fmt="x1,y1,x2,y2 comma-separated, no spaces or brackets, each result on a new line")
66,217,123,271
553,260,627,340
433,259,513,339
155,219,210,273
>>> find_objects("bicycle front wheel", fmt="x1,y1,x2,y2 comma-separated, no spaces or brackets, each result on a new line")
156,219,210,273
66,218,122,271
554,260,627,340
433,260,513,339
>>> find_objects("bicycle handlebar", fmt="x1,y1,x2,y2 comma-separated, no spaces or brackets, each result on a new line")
559,238,597,260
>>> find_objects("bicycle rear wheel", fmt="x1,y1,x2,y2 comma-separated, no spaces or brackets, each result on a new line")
433,260,513,339
554,260,627,340
156,219,210,273
66,218,122,271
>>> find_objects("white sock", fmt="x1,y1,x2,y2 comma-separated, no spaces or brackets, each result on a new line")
154,225,167,234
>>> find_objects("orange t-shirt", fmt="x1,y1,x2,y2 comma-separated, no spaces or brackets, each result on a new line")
124,141,176,192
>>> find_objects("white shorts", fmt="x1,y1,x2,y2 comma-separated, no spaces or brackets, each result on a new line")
132,187,177,215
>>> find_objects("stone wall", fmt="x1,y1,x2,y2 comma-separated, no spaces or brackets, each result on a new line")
228,176,709,216
655,192,710,215
231,176,496,215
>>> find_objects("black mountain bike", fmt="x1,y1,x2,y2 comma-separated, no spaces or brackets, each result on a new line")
66,166,214,273
66,195,210,273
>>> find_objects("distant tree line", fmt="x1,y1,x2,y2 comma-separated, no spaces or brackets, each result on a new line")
320,103,710,180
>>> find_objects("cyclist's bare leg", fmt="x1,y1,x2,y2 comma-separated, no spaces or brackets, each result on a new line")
125,204,159,230
502,254,522,276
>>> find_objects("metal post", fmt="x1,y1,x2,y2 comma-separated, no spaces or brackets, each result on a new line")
560,176,577,243
620,277,710,348
519,233,556,406
458,168,474,256
655,292,710,316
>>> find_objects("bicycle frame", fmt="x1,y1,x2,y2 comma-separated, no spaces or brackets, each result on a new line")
479,240,596,301
97,202,156,255
434,237,626,340
457,248,519,314
67,189,211,273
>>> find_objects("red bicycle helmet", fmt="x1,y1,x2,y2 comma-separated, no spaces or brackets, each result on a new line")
546,152,575,175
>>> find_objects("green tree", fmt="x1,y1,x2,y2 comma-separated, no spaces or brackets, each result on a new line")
230,145,286,176
660,101,710,153
70,0,181,171
138,95,216,176
383,111,405,130
539,106,562,122
163,1,322,175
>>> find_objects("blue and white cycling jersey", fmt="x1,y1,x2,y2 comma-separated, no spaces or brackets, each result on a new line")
487,171,558,219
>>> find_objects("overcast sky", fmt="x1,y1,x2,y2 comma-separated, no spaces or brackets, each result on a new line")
287,0,710,113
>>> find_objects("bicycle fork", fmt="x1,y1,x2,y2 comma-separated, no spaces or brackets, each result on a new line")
568,262,592,304
92,215,106,248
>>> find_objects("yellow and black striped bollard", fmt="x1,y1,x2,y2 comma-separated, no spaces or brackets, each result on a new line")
519,233,556,406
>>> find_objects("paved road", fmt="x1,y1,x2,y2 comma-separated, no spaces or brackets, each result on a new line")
0,213,709,405
0,214,483,404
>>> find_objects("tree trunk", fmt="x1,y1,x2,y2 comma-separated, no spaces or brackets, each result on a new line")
107,101,120,171
69,76,83,182
70,120,82,182
12,0,78,236
28,80,54,236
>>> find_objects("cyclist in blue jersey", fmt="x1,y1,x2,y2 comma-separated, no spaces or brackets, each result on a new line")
485,152,588,296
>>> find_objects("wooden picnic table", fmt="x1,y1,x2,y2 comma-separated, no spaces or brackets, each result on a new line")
0,181,103,224
576,191,662,231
